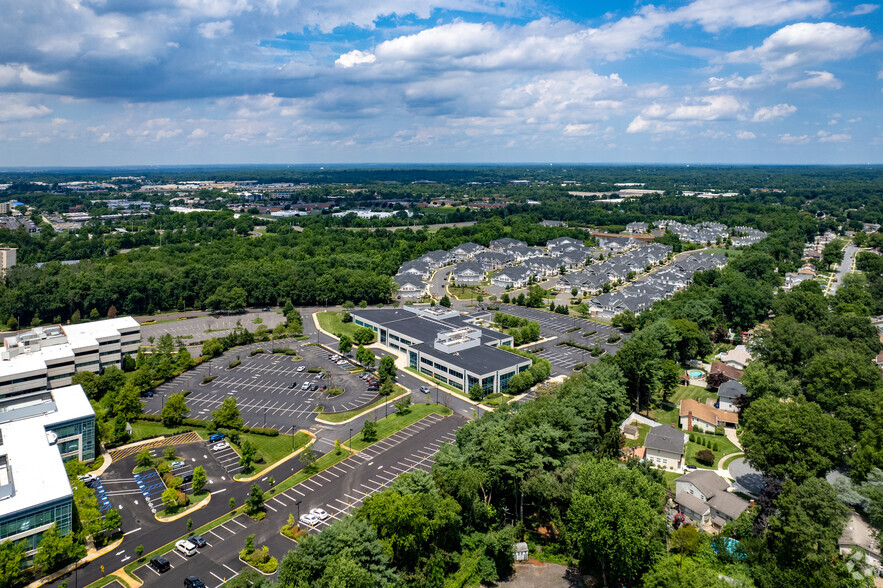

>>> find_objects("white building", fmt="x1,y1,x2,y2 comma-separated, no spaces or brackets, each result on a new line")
0,318,141,399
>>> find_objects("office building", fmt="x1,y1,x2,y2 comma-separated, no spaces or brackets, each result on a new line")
351,307,531,396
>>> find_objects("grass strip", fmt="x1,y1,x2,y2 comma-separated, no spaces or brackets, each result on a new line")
84,574,129,588
346,404,452,452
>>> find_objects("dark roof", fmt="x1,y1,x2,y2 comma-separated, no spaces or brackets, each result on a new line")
412,341,529,376
352,308,510,347
676,470,729,497
675,491,710,516
718,380,746,400
708,492,750,520
644,425,685,454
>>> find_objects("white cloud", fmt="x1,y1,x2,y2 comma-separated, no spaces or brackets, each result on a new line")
627,95,744,133
563,123,601,137
335,50,377,68
817,130,850,142
787,70,843,89
736,130,756,139
675,0,830,32
850,4,878,15
727,22,871,72
778,133,810,144
197,20,233,39
0,64,59,87
0,95,52,122
752,104,797,122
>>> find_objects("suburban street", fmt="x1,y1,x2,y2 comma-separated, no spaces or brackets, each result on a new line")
828,242,857,295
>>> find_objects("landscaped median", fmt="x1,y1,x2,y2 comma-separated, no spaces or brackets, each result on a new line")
315,387,409,424
345,403,453,452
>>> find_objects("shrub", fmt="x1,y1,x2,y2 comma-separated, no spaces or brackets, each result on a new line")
713,442,720,451
228,360,241,369
582,330,597,337
607,334,622,344
241,426,280,437
325,387,344,396
136,413,162,423
202,375,216,384
250,348,265,356
689,433,696,444
696,449,715,466
573,362,587,371
307,368,322,373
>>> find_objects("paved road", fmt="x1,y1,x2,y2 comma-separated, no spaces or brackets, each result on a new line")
53,412,465,588
828,243,857,295
728,457,764,496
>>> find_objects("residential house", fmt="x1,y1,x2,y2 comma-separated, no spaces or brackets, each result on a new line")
643,425,686,471
717,380,746,412
526,256,561,277
492,266,531,289
539,220,565,227
709,361,743,382
417,250,451,269
508,245,544,263
546,236,582,250
475,251,514,272
397,260,432,281
679,399,739,432
675,470,751,530
449,242,485,261
394,275,427,299
489,238,526,251
626,221,649,234
718,345,753,370
450,261,485,284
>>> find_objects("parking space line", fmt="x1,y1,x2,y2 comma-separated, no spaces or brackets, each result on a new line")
230,517,248,528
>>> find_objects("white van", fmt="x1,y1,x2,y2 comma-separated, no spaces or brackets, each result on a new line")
175,539,197,557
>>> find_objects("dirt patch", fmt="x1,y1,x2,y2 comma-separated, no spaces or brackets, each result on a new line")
496,562,585,588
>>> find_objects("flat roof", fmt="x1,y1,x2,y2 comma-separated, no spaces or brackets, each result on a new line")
353,308,510,346
0,385,93,518
413,341,528,375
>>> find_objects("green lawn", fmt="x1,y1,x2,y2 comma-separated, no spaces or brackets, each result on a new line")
447,285,483,300
669,385,718,405
347,404,452,451
316,385,408,423
720,453,745,471
128,421,311,475
701,247,743,258
316,310,360,339
662,471,681,493
650,406,679,426
685,431,741,469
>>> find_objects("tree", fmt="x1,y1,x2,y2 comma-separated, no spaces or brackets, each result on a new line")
161,393,189,427
337,334,352,354
72,370,101,400
361,420,378,443
34,524,85,573
468,383,484,401
356,344,376,367
5,316,17,331
380,378,395,396
669,525,700,568
239,440,257,471
161,487,179,509
394,396,411,414
212,396,243,430
352,326,375,345
299,444,318,470
642,556,732,588
276,517,398,588
567,458,666,586
192,465,207,494
0,539,26,584
611,310,637,332
741,397,852,482
103,508,122,532
136,448,154,468
89,308,100,320
163,446,177,461
439,295,451,308
378,355,397,383
613,336,662,413
245,483,264,515
113,383,142,420
201,337,224,358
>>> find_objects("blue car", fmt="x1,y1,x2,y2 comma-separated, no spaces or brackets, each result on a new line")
209,433,225,443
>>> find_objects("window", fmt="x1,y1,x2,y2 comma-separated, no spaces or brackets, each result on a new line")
409,351,417,369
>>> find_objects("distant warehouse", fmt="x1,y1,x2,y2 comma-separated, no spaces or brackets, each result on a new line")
351,307,531,396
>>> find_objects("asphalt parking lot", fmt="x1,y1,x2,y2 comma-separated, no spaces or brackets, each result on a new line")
491,304,628,374
142,343,379,431
131,413,465,588
140,311,286,345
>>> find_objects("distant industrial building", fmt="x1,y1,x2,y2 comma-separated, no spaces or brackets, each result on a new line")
351,307,530,396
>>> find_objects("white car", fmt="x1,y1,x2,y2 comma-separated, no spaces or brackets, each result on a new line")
336,360,348,366
170,460,186,469
212,442,228,451
299,513,319,526
301,382,310,390
175,539,197,557
310,508,329,520
296,365,306,372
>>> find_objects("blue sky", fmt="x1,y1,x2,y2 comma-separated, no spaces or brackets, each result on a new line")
0,0,880,166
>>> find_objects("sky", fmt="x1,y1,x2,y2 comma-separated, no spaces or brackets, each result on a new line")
0,0,881,166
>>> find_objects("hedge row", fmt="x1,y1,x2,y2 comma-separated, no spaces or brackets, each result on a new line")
131,416,280,436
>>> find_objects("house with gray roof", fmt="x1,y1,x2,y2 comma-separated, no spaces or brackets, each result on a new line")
397,260,432,281
509,245,544,262
717,380,746,412
475,251,515,271
492,266,531,289
546,236,582,249
450,242,486,261
539,220,565,227
675,470,750,531
644,424,686,471
394,274,427,299
450,261,485,284
489,237,526,251
526,256,561,277
417,250,451,269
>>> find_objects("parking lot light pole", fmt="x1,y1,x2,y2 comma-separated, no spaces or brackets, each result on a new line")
349,427,353,448
296,500,302,521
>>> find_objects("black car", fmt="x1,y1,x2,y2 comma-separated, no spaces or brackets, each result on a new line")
367,386,379,392
309,384,319,391
184,577,206,588
150,556,171,573
288,381,297,388
139,390,154,398
188,534,206,548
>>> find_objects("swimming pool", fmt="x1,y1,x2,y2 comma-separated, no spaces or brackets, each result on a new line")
688,369,704,378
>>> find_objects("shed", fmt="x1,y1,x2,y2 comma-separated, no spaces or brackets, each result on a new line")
513,542,529,562
622,424,639,440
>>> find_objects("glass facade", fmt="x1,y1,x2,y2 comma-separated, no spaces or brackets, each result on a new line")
49,417,96,461
408,351,417,369
481,376,495,395
499,371,515,392
0,499,73,552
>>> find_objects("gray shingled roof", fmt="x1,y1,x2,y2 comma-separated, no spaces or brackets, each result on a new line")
644,425,686,454
718,380,746,400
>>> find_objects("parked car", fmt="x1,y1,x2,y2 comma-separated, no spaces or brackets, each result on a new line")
184,576,206,588
310,508,329,520
360,373,368,380
309,384,319,391
314,373,323,380
139,390,154,398
301,382,310,390
176,539,197,557
149,556,171,573
170,460,186,469
188,534,207,548
319,385,327,391
299,513,319,526
212,442,228,451
77,474,96,486
420,386,430,393
296,365,306,372
209,433,225,443
261,307,270,311
288,381,297,389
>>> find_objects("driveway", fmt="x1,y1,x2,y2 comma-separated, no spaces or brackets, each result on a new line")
828,242,857,295
728,457,764,496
